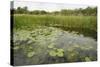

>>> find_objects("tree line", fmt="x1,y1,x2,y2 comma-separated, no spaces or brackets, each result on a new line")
11,6,97,16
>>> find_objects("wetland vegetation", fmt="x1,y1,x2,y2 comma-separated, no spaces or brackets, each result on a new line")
11,2,97,66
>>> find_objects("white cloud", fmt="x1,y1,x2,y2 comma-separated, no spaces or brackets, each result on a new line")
14,1,97,12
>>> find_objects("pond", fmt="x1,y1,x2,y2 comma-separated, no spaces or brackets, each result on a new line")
13,26,97,66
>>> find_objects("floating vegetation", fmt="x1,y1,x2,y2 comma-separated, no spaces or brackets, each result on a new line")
85,57,91,62
48,44,55,49
27,51,35,58
13,26,97,65
13,46,20,50
56,51,64,57
49,50,57,57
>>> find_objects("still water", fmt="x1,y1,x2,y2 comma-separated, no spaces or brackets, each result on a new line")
13,27,97,66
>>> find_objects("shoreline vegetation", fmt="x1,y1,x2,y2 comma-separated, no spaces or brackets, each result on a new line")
11,6,97,16
11,6,97,39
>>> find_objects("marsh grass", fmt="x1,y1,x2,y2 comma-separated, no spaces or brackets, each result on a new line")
13,14,97,39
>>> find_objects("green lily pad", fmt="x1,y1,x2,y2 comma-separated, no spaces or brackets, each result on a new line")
85,57,91,61
13,46,20,50
57,49,64,52
27,51,35,58
56,52,64,57
48,44,54,48
49,50,57,57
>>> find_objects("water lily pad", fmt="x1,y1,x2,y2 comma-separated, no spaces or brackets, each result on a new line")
85,57,91,61
13,46,19,50
57,49,64,52
56,52,64,57
27,51,35,58
49,50,56,57
48,44,54,48
29,46,33,50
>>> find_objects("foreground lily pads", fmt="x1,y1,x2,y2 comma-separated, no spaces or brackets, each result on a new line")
27,51,35,58
13,26,97,65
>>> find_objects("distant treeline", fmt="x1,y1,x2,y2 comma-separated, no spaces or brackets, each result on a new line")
11,6,97,16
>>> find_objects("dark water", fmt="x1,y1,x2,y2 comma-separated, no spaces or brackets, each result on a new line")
13,27,97,66
53,26,97,40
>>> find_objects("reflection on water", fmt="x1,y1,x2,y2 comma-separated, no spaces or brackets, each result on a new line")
13,27,97,66
53,26,97,39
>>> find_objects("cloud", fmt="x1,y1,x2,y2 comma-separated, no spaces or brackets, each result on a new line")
14,1,96,12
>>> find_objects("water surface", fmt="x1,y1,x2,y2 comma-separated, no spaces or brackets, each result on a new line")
13,27,97,66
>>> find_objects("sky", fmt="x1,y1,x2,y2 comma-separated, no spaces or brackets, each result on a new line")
13,1,96,12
